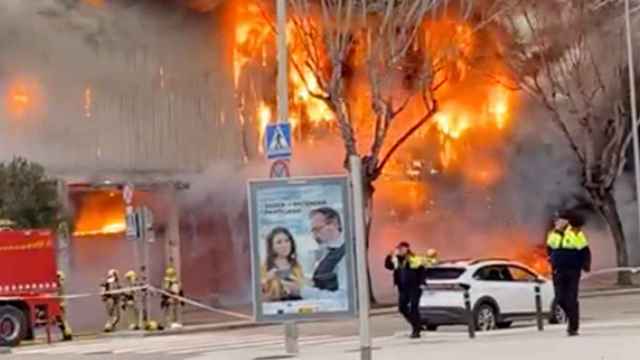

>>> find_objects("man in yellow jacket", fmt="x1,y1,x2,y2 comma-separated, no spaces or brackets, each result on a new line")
547,212,591,336
385,242,426,339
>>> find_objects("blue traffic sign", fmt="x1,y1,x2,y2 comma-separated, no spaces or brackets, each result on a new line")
265,122,292,160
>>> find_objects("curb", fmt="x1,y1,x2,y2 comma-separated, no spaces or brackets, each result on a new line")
580,288,640,298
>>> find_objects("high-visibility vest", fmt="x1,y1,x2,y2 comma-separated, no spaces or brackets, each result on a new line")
547,226,588,250
392,254,425,269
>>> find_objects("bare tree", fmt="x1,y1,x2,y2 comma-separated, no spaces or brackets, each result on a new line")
286,0,506,301
498,0,637,284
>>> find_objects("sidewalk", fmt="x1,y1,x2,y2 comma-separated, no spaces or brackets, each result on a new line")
199,320,640,360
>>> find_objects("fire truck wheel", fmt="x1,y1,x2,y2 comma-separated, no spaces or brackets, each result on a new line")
0,306,28,347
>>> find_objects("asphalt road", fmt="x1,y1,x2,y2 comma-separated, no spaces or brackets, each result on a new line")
6,292,640,359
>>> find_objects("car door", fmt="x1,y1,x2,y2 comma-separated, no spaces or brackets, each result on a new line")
504,265,540,315
472,265,520,314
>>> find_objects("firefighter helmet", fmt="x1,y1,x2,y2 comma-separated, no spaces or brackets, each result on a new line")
57,271,65,281
165,267,177,279
0,219,15,229
124,270,136,281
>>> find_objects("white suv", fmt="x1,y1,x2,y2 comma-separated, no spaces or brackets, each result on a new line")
419,259,563,331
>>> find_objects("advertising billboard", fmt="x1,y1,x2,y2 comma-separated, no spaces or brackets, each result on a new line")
248,176,356,322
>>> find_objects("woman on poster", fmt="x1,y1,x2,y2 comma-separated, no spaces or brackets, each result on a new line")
261,227,305,302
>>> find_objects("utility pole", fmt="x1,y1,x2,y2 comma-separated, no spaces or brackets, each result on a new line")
277,0,288,125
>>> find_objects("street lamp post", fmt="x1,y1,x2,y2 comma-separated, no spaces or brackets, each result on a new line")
625,0,640,248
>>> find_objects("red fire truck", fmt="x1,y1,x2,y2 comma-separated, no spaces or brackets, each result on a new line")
0,229,63,346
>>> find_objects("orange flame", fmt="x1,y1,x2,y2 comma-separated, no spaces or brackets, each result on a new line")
73,191,126,237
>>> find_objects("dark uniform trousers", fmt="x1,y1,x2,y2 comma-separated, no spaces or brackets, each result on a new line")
398,287,423,332
553,268,581,333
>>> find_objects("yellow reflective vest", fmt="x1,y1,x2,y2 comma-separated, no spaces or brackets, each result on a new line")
547,226,588,250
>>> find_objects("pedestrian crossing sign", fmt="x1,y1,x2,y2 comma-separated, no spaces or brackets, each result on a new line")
265,122,292,160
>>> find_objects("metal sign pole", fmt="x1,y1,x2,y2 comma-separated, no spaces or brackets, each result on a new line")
349,156,372,360
276,0,297,354
624,0,640,248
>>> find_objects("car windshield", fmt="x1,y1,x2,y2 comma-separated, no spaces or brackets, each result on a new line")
424,267,466,280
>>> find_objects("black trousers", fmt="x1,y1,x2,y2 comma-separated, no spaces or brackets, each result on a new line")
398,287,423,333
553,268,581,333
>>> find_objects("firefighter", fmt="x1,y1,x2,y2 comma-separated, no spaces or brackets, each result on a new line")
122,271,140,331
0,219,15,231
160,266,183,329
55,271,73,341
385,242,426,339
547,212,591,336
100,269,121,332
425,248,439,267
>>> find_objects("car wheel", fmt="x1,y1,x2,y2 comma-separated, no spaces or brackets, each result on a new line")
425,324,438,331
496,321,513,329
549,302,567,325
0,306,28,347
474,303,497,331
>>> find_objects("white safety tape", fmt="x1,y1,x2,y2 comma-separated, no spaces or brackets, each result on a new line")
0,284,251,320
0,285,150,301
582,267,640,280
149,286,253,320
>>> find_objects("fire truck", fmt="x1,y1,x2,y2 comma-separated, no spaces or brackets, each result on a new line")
0,229,63,346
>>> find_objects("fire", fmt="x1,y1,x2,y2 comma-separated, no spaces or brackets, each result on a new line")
84,87,92,118
233,3,271,86
73,191,126,237
6,83,31,116
257,101,272,154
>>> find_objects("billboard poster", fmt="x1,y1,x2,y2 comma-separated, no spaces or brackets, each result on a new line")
248,176,356,322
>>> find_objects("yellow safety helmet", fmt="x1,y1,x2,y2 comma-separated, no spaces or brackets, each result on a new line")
426,248,438,257
124,270,136,281
165,267,177,279
0,219,15,229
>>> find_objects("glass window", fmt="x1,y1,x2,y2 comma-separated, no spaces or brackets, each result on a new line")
507,266,538,282
474,266,509,281
424,267,465,280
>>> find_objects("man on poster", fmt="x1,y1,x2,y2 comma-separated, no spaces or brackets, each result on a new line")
301,207,347,299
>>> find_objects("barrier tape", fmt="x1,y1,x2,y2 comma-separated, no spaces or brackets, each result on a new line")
150,286,252,320
0,285,150,301
0,284,251,320
582,266,640,280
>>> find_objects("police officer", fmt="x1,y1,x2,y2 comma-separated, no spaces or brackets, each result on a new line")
122,271,140,330
160,267,183,329
55,271,73,341
100,269,121,332
547,212,591,336
385,242,426,339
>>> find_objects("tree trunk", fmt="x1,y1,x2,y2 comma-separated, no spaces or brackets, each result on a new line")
363,180,378,305
595,191,633,285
